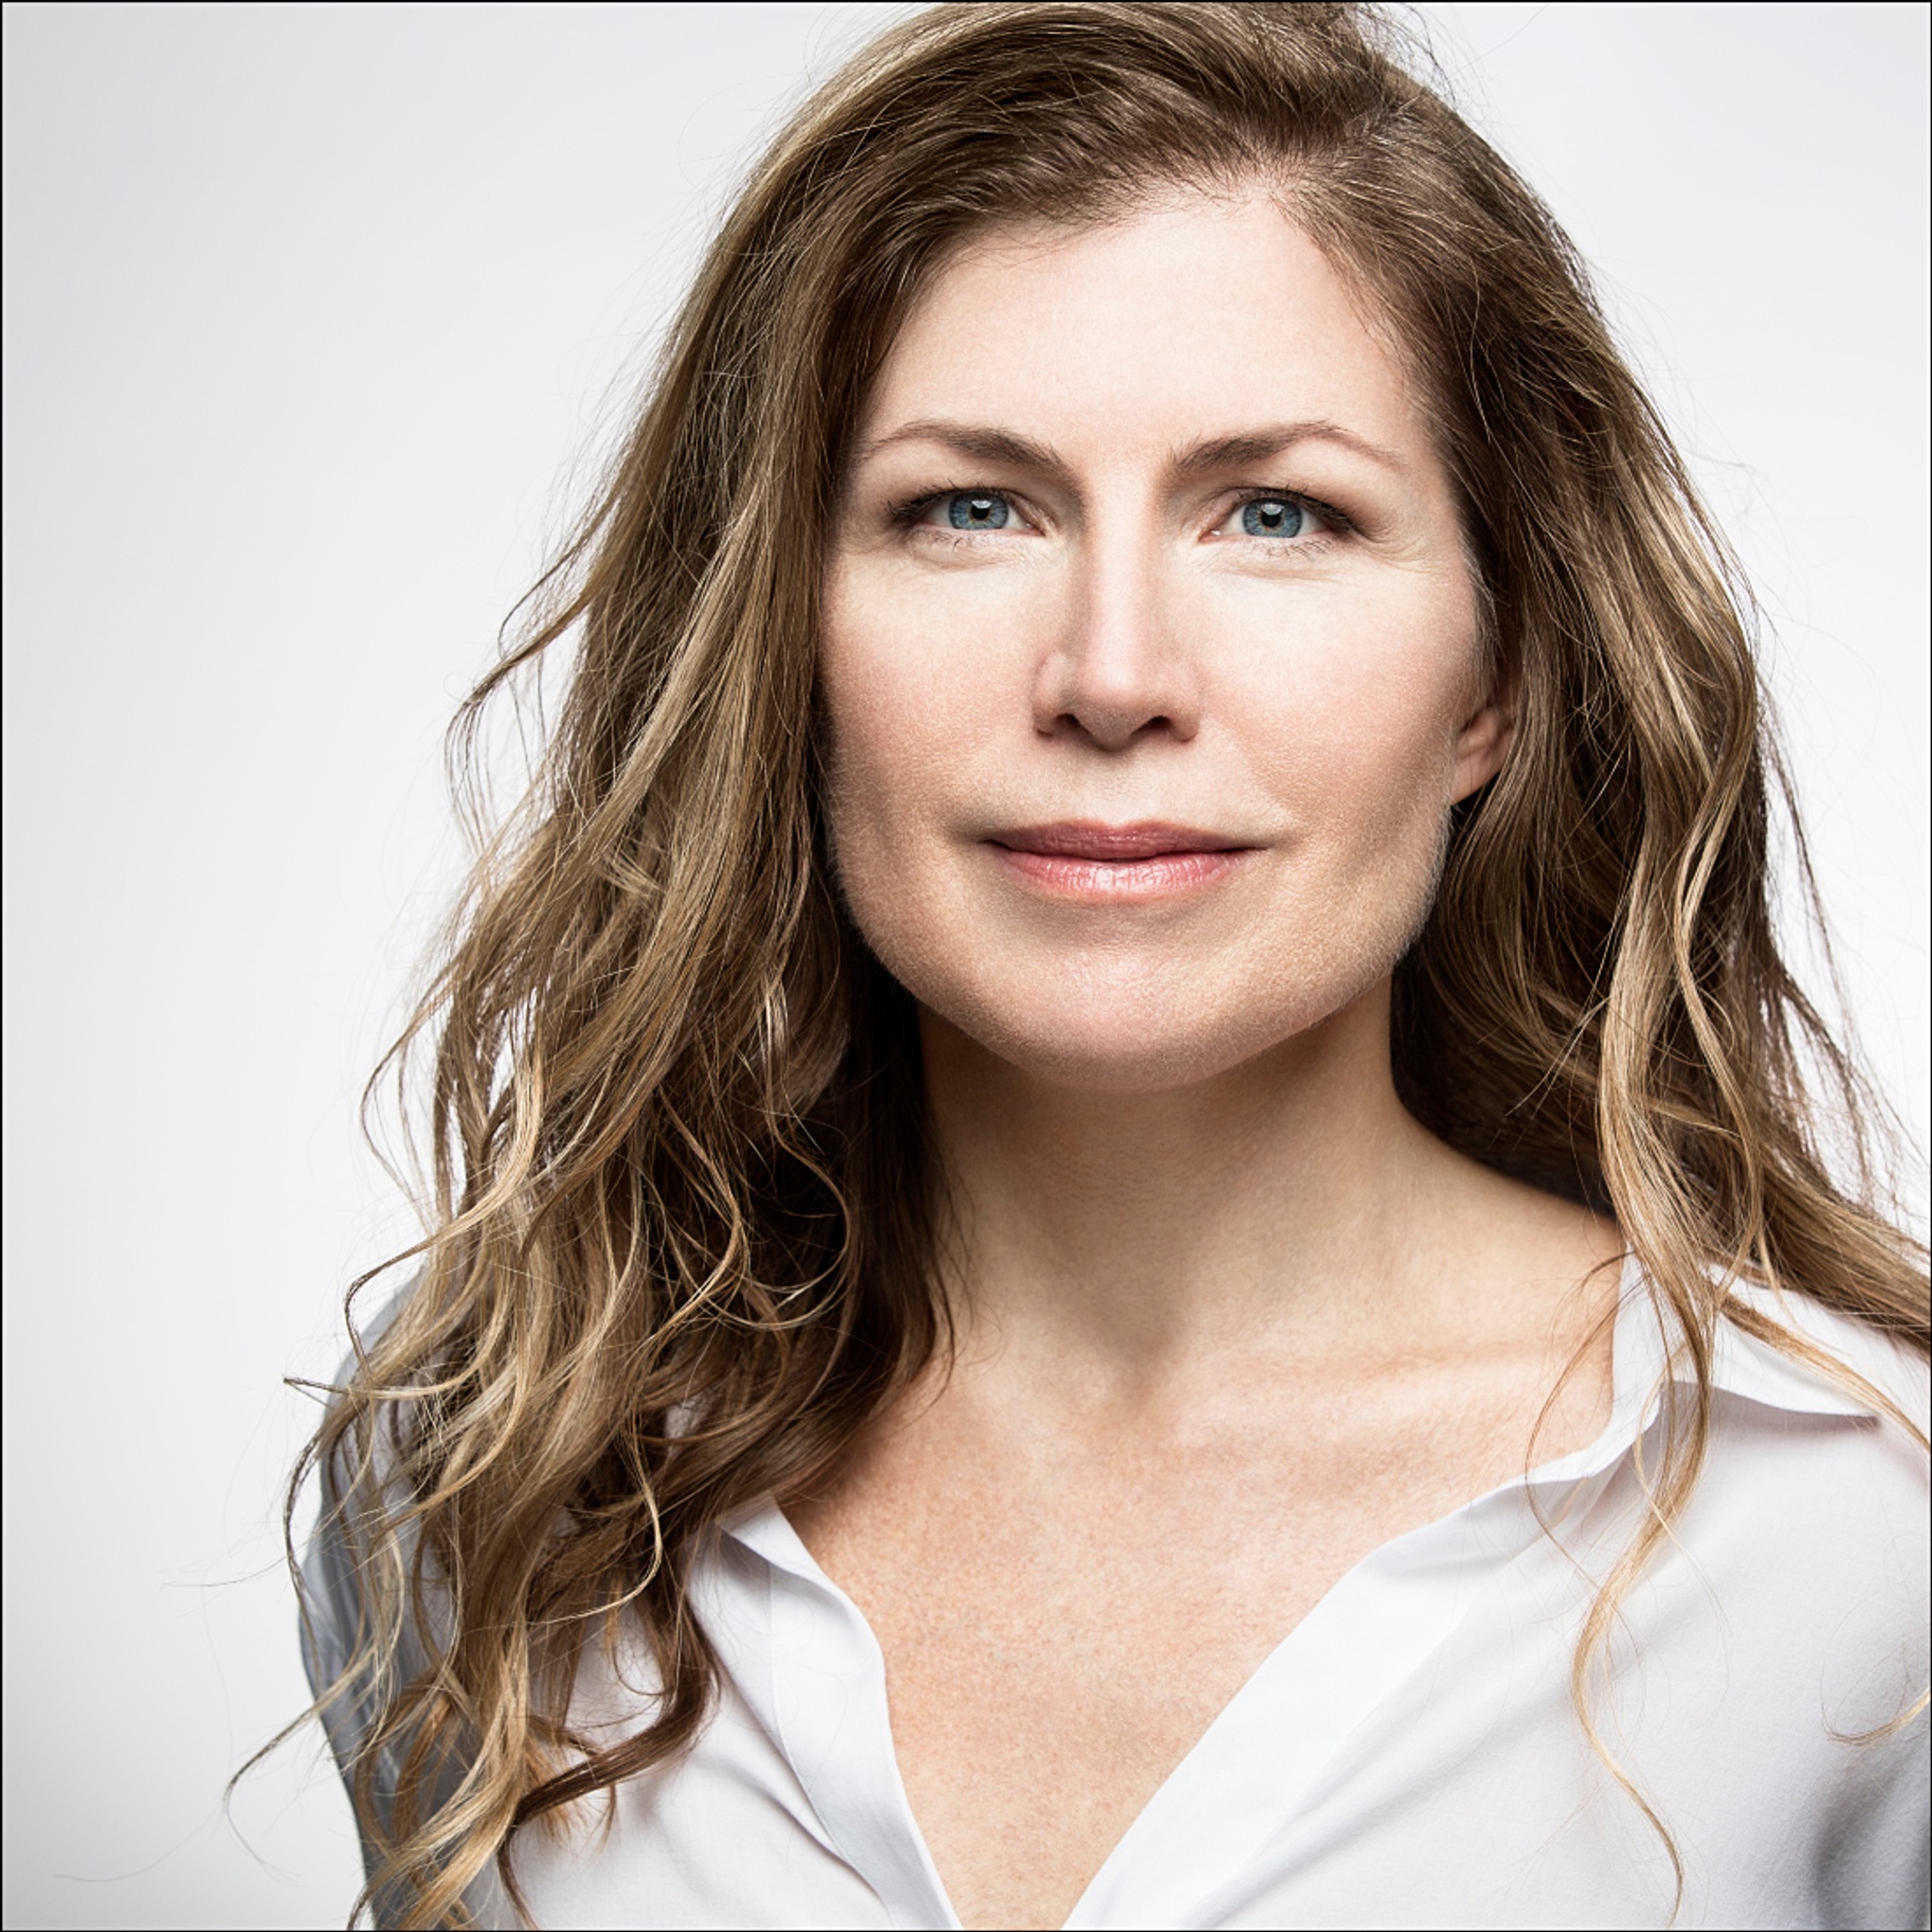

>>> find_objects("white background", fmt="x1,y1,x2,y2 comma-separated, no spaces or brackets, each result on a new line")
3,5,1925,1924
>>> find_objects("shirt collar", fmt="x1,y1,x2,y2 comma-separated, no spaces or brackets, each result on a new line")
1474,1257,1908,1497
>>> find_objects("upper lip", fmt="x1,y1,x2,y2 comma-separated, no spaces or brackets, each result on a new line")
990,820,1249,860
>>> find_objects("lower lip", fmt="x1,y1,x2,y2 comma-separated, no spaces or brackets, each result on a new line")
990,845,1250,900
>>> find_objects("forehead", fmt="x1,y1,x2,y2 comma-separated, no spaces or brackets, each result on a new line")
861,190,1424,460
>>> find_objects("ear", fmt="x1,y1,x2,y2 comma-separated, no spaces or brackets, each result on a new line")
1450,662,1517,804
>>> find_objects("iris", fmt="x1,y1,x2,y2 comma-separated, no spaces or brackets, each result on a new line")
947,492,1011,530
1241,498,1305,538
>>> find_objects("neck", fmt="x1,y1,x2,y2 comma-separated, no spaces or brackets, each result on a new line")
920,980,1459,1389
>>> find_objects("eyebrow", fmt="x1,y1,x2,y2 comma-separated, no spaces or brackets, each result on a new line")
1174,422,1407,476
853,417,1407,478
855,420,1067,473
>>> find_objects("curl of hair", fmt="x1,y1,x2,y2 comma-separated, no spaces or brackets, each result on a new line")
278,6,1928,1924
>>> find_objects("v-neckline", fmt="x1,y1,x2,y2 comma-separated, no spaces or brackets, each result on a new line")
710,1268,1668,1930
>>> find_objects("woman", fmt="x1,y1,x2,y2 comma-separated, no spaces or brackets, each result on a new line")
297,5,1929,1926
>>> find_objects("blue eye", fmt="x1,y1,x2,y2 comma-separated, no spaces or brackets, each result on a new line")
1241,497,1306,538
946,492,1011,531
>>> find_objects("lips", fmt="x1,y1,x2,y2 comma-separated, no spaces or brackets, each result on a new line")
993,821,1246,860
987,821,1253,899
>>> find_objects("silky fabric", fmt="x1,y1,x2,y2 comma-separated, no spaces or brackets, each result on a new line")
305,1268,1930,1928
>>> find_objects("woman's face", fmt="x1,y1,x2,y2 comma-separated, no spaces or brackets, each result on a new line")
822,190,1507,1093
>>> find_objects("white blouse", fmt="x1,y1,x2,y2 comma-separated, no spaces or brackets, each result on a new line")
308,1274,1930,1929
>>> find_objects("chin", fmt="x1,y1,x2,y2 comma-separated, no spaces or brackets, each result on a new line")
924,971,1349,1096
866,889,1420,1097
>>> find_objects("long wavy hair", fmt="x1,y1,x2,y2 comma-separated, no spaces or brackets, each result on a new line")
288,5,1928,1924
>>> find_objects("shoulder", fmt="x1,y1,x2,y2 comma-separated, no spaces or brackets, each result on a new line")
1685,1287,1928,1643
1602,1289,1928,1779
1717,1281,1930,1438
298,1274,431,1688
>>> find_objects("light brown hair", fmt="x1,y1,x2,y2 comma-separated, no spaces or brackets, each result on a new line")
286,5,1929,1924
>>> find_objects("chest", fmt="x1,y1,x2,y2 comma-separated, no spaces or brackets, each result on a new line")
787,1366,1565,1929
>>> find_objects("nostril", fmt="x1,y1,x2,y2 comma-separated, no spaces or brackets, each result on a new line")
1047,709,1185,752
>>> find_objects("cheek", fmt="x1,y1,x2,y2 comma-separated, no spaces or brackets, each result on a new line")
1231,582,1475,854
1207,576,1480,1030
818,558,1035,843
817,563,985,934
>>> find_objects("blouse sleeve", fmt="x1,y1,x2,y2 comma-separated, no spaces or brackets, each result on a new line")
297,1297,445,1926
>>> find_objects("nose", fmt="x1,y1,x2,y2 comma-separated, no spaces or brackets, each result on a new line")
1031,518,1202,751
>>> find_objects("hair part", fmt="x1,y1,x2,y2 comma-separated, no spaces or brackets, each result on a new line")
277,7,1929,1924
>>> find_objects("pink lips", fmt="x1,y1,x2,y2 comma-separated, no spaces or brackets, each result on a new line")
988,821,1253,900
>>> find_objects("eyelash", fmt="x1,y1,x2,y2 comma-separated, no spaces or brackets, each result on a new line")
888,490,966,528
887,486,1357,538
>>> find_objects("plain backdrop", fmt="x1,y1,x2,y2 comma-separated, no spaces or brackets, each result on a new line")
3,4,1926,1925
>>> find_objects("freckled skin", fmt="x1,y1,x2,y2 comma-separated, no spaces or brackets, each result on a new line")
801,192,1621,1932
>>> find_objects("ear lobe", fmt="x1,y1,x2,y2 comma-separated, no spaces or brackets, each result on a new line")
1451,674,1517,804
